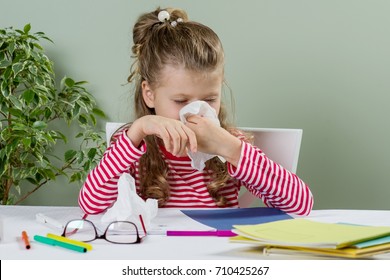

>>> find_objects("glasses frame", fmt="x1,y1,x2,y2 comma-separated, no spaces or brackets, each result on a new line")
61,219,145,244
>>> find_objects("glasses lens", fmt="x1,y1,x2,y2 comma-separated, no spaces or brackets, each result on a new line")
64,220,96,242
105,222,139,243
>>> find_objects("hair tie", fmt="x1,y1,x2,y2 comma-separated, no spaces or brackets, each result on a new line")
171,18,183,27
158,10,170,22
158,10,182,27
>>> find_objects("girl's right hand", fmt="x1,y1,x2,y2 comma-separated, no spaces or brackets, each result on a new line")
126,115,197,156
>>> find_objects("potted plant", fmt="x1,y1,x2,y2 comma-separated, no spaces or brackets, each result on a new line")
0,24,106,205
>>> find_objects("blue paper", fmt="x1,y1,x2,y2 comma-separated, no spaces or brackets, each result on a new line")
181,207,292,230
353,235,390,248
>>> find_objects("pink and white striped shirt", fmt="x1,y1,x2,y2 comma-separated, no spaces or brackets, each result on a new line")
78,129,313,215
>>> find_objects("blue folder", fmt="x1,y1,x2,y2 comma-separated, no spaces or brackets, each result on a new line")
181,207,292,230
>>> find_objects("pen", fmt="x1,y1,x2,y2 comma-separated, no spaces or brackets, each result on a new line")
36,213,64,229
21,231,31,249
166,230,237,237
46,233,93,251
33,235,87,253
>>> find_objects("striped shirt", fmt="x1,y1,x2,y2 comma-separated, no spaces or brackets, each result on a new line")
78,129,313,215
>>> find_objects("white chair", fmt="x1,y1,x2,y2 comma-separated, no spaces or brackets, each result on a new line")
105,122,127,146
105,122,303,207
238,127,303,207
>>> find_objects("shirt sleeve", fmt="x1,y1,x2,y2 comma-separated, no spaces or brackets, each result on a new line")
227,141,313,215
78,129,146,214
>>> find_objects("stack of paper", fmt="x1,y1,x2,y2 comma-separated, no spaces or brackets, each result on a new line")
230,219,390,258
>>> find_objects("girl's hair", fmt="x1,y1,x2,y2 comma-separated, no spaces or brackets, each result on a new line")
127,7,242,207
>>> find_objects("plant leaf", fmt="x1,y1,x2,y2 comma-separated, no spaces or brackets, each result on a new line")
32,121,47,130
64,77,75,87
92,107,106,118
23,24,31,34
87,148,97,160
22,89,35,103
64,150,77,162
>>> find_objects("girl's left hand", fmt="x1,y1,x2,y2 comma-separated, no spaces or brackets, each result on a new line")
185,115,242,166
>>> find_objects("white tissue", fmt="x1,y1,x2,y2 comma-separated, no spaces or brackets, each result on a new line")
101,173,158,231
179,100,225,170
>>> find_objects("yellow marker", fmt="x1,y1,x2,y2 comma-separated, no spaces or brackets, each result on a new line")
46,233,93,251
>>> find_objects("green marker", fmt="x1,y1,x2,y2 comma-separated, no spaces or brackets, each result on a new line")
34,235,87,253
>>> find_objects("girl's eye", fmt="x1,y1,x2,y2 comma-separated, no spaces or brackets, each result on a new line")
204,99,216,103
174,100,187,104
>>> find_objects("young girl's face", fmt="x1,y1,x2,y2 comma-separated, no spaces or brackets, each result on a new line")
142,65,223,120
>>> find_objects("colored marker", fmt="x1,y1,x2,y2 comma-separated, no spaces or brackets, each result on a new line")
33,235,87,253
166,230,237,237
46,233,92,251
21,231,31,249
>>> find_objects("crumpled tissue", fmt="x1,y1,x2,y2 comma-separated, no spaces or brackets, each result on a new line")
101,173,158,231
179,100,226,170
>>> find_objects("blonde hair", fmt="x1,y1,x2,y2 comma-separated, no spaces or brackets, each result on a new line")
127,7,242,207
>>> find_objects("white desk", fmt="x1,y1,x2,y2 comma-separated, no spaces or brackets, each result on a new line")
1,205,390,260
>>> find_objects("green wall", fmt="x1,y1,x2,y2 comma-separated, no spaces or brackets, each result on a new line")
2,0,390,210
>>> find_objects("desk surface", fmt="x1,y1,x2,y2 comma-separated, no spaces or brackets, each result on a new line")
1,205,390,260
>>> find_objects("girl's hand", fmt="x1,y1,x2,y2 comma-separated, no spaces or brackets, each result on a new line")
127,115,197,156
185,115,242,166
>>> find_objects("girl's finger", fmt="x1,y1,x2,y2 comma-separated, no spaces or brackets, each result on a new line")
182,125,197,153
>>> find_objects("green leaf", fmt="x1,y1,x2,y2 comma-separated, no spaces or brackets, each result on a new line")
42,36,54,44
12,62,25,76
43,169,56,180
8,41,15,55
0,60,11,68
87,148,97,160
22,89,35,103
26,177,38,185
92,107,106,118
64,77,75,87
78,114,88,124
0,81,10,97
32,121,47,130
55,131,67,143
89,114,97,126
9,95,23,110
23,24,31,34
72,103,80,117
75,80,88,85
83,161,91,172
32,43,43,51
64,150,77,162
77,151,84,164
22,138,31,148
70,173,81,183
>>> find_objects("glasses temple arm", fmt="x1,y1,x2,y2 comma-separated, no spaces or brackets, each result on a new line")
139,214,147,235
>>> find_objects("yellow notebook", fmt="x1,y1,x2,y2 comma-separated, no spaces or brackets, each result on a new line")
230,235,390,259
232,219,390,249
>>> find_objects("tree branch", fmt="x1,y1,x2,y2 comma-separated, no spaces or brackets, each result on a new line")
13,158,77,205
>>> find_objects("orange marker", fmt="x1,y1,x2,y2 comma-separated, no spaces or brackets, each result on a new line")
22,231,31,249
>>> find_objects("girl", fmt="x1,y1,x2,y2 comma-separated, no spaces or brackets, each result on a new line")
78,7,313,216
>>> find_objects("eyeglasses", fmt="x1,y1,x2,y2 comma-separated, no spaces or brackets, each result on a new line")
61,218,146,244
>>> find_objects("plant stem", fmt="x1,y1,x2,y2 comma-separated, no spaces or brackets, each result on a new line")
3,177,13,205
13,158,77,205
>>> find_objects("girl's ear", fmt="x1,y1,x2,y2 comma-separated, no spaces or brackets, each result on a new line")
142,80,155,108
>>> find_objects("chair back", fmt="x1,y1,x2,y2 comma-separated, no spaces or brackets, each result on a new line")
238,127,303,207
105,122,126,147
